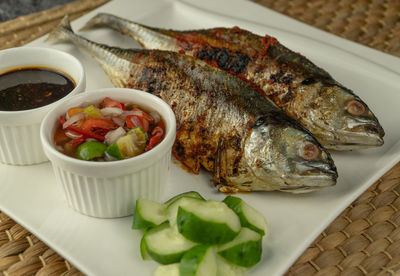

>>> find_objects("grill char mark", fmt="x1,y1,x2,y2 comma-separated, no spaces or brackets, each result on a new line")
195,47,250,75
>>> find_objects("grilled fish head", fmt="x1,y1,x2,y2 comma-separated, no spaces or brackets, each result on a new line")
293,80,385,150
235,114,338,193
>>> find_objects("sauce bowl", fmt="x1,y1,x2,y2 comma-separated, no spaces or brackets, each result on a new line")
0,47,85,165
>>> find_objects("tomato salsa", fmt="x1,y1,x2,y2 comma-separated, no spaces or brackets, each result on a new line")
53,97,165,161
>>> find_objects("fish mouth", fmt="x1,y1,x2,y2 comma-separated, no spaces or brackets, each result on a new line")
323,129,384,150
279,161,338,193
320,121,385,150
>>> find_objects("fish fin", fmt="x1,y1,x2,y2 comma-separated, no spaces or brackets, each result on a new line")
79,13,170,49
79,13,108,31
213,137,227,185
45,15,74,43
172,127,201,174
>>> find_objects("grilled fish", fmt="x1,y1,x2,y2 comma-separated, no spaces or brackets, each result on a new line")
81,13,385,150
47,16,337,193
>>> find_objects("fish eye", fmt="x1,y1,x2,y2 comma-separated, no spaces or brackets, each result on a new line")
301,77,316,85
298,143,320,160
254,117,266,127
346,100,366,116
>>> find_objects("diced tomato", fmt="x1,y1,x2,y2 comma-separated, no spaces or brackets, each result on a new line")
81,118,117,131
67,107,84,118
126,115,149,132
146,126,164,151
100,97,126,110
66,125,105,142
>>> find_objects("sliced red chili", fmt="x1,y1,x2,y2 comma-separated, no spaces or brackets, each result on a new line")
146,126,164,151
66,125,105,142
132,108,153,122
60,115,66,125
81,118,117,131
126,115,149,132
100,97,126,110
71,136,87,147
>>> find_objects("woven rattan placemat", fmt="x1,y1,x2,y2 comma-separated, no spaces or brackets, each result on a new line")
1,0,399,275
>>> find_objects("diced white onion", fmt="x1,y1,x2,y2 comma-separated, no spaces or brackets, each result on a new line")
112,117,125,127
63,112,85,129
101,107,123,117
149,111,161,124
104,127,126,145
65,130,83,139
121,110,144,119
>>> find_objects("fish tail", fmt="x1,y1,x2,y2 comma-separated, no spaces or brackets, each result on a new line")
46,15,143,88
80,13,176,50
80,13,140,34
46,15,103,58
45,15,74,43
79,13,111,31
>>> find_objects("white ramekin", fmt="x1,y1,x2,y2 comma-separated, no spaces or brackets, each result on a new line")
0,47,86,165
40,88,176,218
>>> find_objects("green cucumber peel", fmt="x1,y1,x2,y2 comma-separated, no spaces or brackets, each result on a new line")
218,227,262,268
167,197,205,227
142,222,197,265
180,245,216,276
132,199,167,230
140,235,152,260
218,240,262,268
223,196,267,236
164,191,205,206
177,206,239,244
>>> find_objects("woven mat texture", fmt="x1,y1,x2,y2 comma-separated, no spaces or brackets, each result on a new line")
0,0,399,275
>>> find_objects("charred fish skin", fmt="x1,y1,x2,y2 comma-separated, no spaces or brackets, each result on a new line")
48,16,337,193
81,13,385,150
127,51,337,193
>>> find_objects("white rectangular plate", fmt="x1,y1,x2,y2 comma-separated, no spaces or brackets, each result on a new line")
1,0,400,275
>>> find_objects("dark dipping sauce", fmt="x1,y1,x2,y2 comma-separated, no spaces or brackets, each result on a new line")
0,67,76,111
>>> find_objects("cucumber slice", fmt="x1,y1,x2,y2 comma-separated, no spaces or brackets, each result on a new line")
140,235,152,260
180,245,216,276
154,264,180,276
223,196,268,236
167,196,205,226
218,227,262,268
176,200,241,244
216,255,247,276
164,191,205,206
132,199,167,230
142,222,197,265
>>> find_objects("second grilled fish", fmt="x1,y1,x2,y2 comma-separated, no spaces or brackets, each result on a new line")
81,13,385,150
46,16,337,193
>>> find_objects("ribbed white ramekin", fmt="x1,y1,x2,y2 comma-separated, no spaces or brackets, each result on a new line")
40,89,176,218
0,47,86,165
